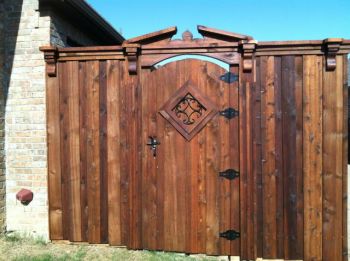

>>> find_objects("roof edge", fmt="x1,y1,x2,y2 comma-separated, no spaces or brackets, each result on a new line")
67,0,124,43
40,0,124,44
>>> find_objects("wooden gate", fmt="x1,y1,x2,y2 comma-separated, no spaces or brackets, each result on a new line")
41,26,350,260
140,59,239,255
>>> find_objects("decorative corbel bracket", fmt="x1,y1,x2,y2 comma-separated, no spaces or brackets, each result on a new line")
122,43,140,75
323,38,343,70
39,46,58,77
239,40,257,72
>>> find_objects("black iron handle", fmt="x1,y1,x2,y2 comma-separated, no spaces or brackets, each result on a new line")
146,136,160,158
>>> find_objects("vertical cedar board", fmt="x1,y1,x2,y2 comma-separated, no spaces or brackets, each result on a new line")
107,60,122,245
261,56,278,258
46,64,63,240
342,55,348,261
303,55,323,261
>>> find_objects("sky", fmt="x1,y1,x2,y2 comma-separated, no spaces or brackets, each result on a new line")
86,0,350,41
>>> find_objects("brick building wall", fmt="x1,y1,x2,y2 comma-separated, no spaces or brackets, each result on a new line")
3,0,50,237
0,0,6,233
0,0,116,238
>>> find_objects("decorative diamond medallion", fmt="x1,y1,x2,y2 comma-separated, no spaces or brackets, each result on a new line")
159,80,218,141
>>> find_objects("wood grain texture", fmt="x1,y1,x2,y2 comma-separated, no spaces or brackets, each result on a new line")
281,56,297,259
78,61,88,242
254,58,263,258
229,65,240,256
322,55,343,261
86,61,101,243
119,61,130,246
59,62,70,240
66,61,82,242
107,60,122,245
245,65,255,259
239,59,248,260
99,61,109,243
45,43,348,261
261,56,277,258
140,59,239,255
342,55,348,261
303,55,323,261
47,64,63,240
294,56,304,259
122,60,142,249
274,56,283,259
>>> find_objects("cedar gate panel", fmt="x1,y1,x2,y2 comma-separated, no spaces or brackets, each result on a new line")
41,26,350,260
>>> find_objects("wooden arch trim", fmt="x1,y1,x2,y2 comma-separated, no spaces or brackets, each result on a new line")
123,25,257,73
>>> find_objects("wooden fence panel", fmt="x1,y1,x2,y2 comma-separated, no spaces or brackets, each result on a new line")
44,50,348,260
254,54,347,260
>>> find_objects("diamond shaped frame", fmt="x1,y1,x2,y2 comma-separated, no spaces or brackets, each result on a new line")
159,80,218,141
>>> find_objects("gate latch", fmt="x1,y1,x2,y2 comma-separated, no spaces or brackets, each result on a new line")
219,108,239,119
146,136,160,158
219,230,240,240
219,169,239,180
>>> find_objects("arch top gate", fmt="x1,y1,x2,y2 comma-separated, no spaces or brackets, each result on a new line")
41,26,350,260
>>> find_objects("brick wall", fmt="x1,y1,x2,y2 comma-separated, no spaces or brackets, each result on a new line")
3,0,51,238
2,0,108,239
0,0,6,233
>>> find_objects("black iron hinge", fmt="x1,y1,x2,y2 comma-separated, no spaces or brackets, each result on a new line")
220,72,239,83
219,107,239,119
219,230,240,240
219,169,239,180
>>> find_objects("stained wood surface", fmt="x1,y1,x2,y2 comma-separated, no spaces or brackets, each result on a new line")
59,62,70,240
106,60,122,245
303,55,323,261
66,61,82,242
322,55,344,261
261,56,278,258
78,61,88,242
46,52,348,260
281,56,297,259
141,59,240,256
47,65,63,239
342,56,348,261
294,56,304,259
